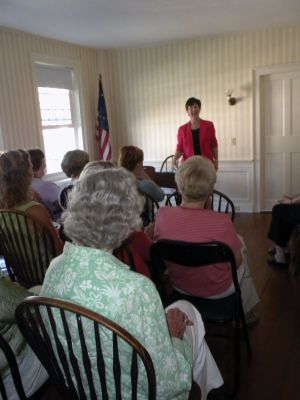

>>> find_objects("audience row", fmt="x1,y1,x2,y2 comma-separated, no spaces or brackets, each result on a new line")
1,145,283,399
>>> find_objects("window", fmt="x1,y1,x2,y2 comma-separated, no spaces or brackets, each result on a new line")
36,64,83,174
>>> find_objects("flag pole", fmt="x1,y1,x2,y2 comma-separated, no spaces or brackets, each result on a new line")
96,74,111,161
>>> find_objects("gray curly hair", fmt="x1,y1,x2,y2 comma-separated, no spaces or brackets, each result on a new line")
63,167,144,250
79,160,114,180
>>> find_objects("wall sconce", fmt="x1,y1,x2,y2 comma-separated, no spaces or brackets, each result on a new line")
226,89,237,106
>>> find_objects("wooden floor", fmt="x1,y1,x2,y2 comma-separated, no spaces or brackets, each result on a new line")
37,213,300,399
207,212,300,400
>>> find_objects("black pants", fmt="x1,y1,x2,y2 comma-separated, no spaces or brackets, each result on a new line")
268,203,300,247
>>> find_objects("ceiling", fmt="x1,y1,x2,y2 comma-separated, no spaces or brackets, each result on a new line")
0,0,299,48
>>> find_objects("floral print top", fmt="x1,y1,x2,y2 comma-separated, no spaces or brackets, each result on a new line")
40,242,193,399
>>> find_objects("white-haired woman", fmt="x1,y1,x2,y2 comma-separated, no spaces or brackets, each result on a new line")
61,149,89,182
40,167,223,399
154,156,259,323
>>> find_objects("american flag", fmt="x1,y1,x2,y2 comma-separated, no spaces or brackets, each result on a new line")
96,76,111,160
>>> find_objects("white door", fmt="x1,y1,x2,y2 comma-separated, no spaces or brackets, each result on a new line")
261,70,300,210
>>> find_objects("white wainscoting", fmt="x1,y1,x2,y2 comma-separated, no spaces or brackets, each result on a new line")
146,160,254,213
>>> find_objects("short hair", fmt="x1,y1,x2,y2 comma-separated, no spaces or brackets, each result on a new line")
185,97,201,110
0,150,32,208
175,156,216,202
63,167,144,250
79,160,114,180
61,150,89,178
118,146,143,172
28,148,44,172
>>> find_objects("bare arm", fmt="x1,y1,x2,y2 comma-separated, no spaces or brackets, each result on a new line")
144,222,155,240
173,150,182,169
280,194,300,204
292,195,300,203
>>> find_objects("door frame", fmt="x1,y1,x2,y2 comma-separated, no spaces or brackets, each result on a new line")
253,62,300,212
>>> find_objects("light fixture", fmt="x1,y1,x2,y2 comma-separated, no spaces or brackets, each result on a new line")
226,89,237,106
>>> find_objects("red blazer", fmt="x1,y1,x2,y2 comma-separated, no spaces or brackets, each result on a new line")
176,119,218,162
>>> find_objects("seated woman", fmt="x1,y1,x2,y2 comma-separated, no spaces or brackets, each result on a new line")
79,159,114,179
28,148,61,220
118,145,164,202
40,167,223,399
0,149,63,255
154,156,259,322
79,160,153,278
59,149,89,209
119,145,164,226
0,272,48,399
268,193,300,266
61,149,89,183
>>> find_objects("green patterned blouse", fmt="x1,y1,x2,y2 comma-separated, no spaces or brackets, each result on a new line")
40,242,193,399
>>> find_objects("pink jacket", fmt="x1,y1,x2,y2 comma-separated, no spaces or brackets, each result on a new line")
176,119,218,162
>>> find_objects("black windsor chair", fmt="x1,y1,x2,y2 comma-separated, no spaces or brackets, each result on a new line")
150,239,252,398
0,210,58,287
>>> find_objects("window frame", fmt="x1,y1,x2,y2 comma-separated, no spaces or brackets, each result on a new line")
31,54,87,181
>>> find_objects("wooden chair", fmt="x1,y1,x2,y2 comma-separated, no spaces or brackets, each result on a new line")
210,189,235,222
0,210,58,287
58,185,73,209
151,239,252,398
165,191,182,207
143,166,156,180
153,172,177,191
16,297,201,400
141,195,160,226
159,155,174,172
165,189,235,222
15,296,156,400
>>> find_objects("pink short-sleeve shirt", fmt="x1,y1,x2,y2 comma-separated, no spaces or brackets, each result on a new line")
154,206,241,297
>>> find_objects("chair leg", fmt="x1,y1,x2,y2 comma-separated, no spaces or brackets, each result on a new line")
232,318,240,399
239,311,252,358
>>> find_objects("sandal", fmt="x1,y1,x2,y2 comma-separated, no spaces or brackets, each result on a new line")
268,255,288,267
268,247,290,257
245,310,259,326
268,247,276,256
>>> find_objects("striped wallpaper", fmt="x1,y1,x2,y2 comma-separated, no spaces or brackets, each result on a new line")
0,25,300,164
0,27,103,158
104,25,300,162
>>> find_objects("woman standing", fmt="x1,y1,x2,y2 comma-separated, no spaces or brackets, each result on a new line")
174,97,218,170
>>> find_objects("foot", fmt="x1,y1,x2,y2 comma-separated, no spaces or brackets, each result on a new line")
268,254,288,267
268,247,290,257
245,310,259,326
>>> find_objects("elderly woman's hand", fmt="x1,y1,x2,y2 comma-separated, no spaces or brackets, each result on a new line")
279,194,292,204
166,308,193,340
